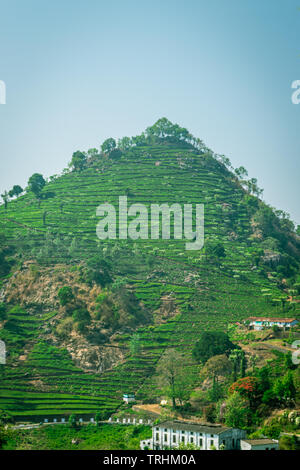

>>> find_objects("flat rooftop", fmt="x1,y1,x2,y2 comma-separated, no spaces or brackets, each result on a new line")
242,439,278,446
157,420,230,435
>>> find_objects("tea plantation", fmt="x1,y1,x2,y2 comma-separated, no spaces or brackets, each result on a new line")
0,119,299,423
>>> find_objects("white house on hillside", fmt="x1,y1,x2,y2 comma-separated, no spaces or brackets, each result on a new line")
123,393,135,404
246,317,298,331
140,420,246,450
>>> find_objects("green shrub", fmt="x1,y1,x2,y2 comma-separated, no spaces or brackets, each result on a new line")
0,303,6,321
58,286,74,306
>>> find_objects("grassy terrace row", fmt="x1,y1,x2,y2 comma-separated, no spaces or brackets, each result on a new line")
0,148,247,243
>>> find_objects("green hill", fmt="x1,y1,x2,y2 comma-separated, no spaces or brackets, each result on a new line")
0,118,300,422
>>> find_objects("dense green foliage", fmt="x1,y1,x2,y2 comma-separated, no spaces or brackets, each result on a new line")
57,286,74,306
101,138,116,155
27,173,46,199
8,185,23,198
70,151,87,171
192,331,237,364
1,423,151,450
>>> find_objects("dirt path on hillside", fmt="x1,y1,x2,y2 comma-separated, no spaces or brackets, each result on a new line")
133,404,164,415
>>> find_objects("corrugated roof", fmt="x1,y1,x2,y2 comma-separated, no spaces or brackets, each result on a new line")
247,317,297,323
242,439,277,446
157,420,230,435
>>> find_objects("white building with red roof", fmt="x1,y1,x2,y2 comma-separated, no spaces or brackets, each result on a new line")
246,317,298,331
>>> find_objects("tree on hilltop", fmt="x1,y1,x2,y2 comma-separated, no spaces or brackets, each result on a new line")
8,185,23,198
118,136,132,151
28,173,46,200
101,138,116,155
145,117,193,144
234,166,248,179
70,151,87,171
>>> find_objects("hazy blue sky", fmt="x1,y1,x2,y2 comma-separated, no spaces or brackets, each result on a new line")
0,0,299,224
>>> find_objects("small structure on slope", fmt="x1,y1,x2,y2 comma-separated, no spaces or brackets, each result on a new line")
123,393,135,404
240,439,279,450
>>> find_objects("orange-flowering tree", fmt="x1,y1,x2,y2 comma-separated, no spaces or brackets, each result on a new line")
229,377,260,408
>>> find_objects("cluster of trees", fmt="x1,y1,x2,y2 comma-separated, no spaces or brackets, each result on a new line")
55,253,145,335
82,255,112,287
209,158,263,200
221,360,298,430
191,336,299,432
233,166,264,198
192,331,237,364
56,283,145,336
1,174,47,209
8,185,23,198
0,172,57,209
93,284,146,331
155,332,244,412
144,118,204,149
250,198,297,239
250,204,300,280
69,139,122,171
116,118,204,151
155,329,299,439
68,118,208,173
124,118,207,150
190,333,247,404
1,185,23,209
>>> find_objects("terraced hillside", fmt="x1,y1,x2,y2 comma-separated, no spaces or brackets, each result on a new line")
0,119,300,421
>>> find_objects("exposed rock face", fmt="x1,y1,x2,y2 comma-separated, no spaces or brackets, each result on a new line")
262,250,282,267
1,262,128,375
2,261,102,309
66,340,124,373
153,294,179,323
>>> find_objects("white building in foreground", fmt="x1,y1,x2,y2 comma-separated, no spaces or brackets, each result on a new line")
140,420,246,450
241,439,279,450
